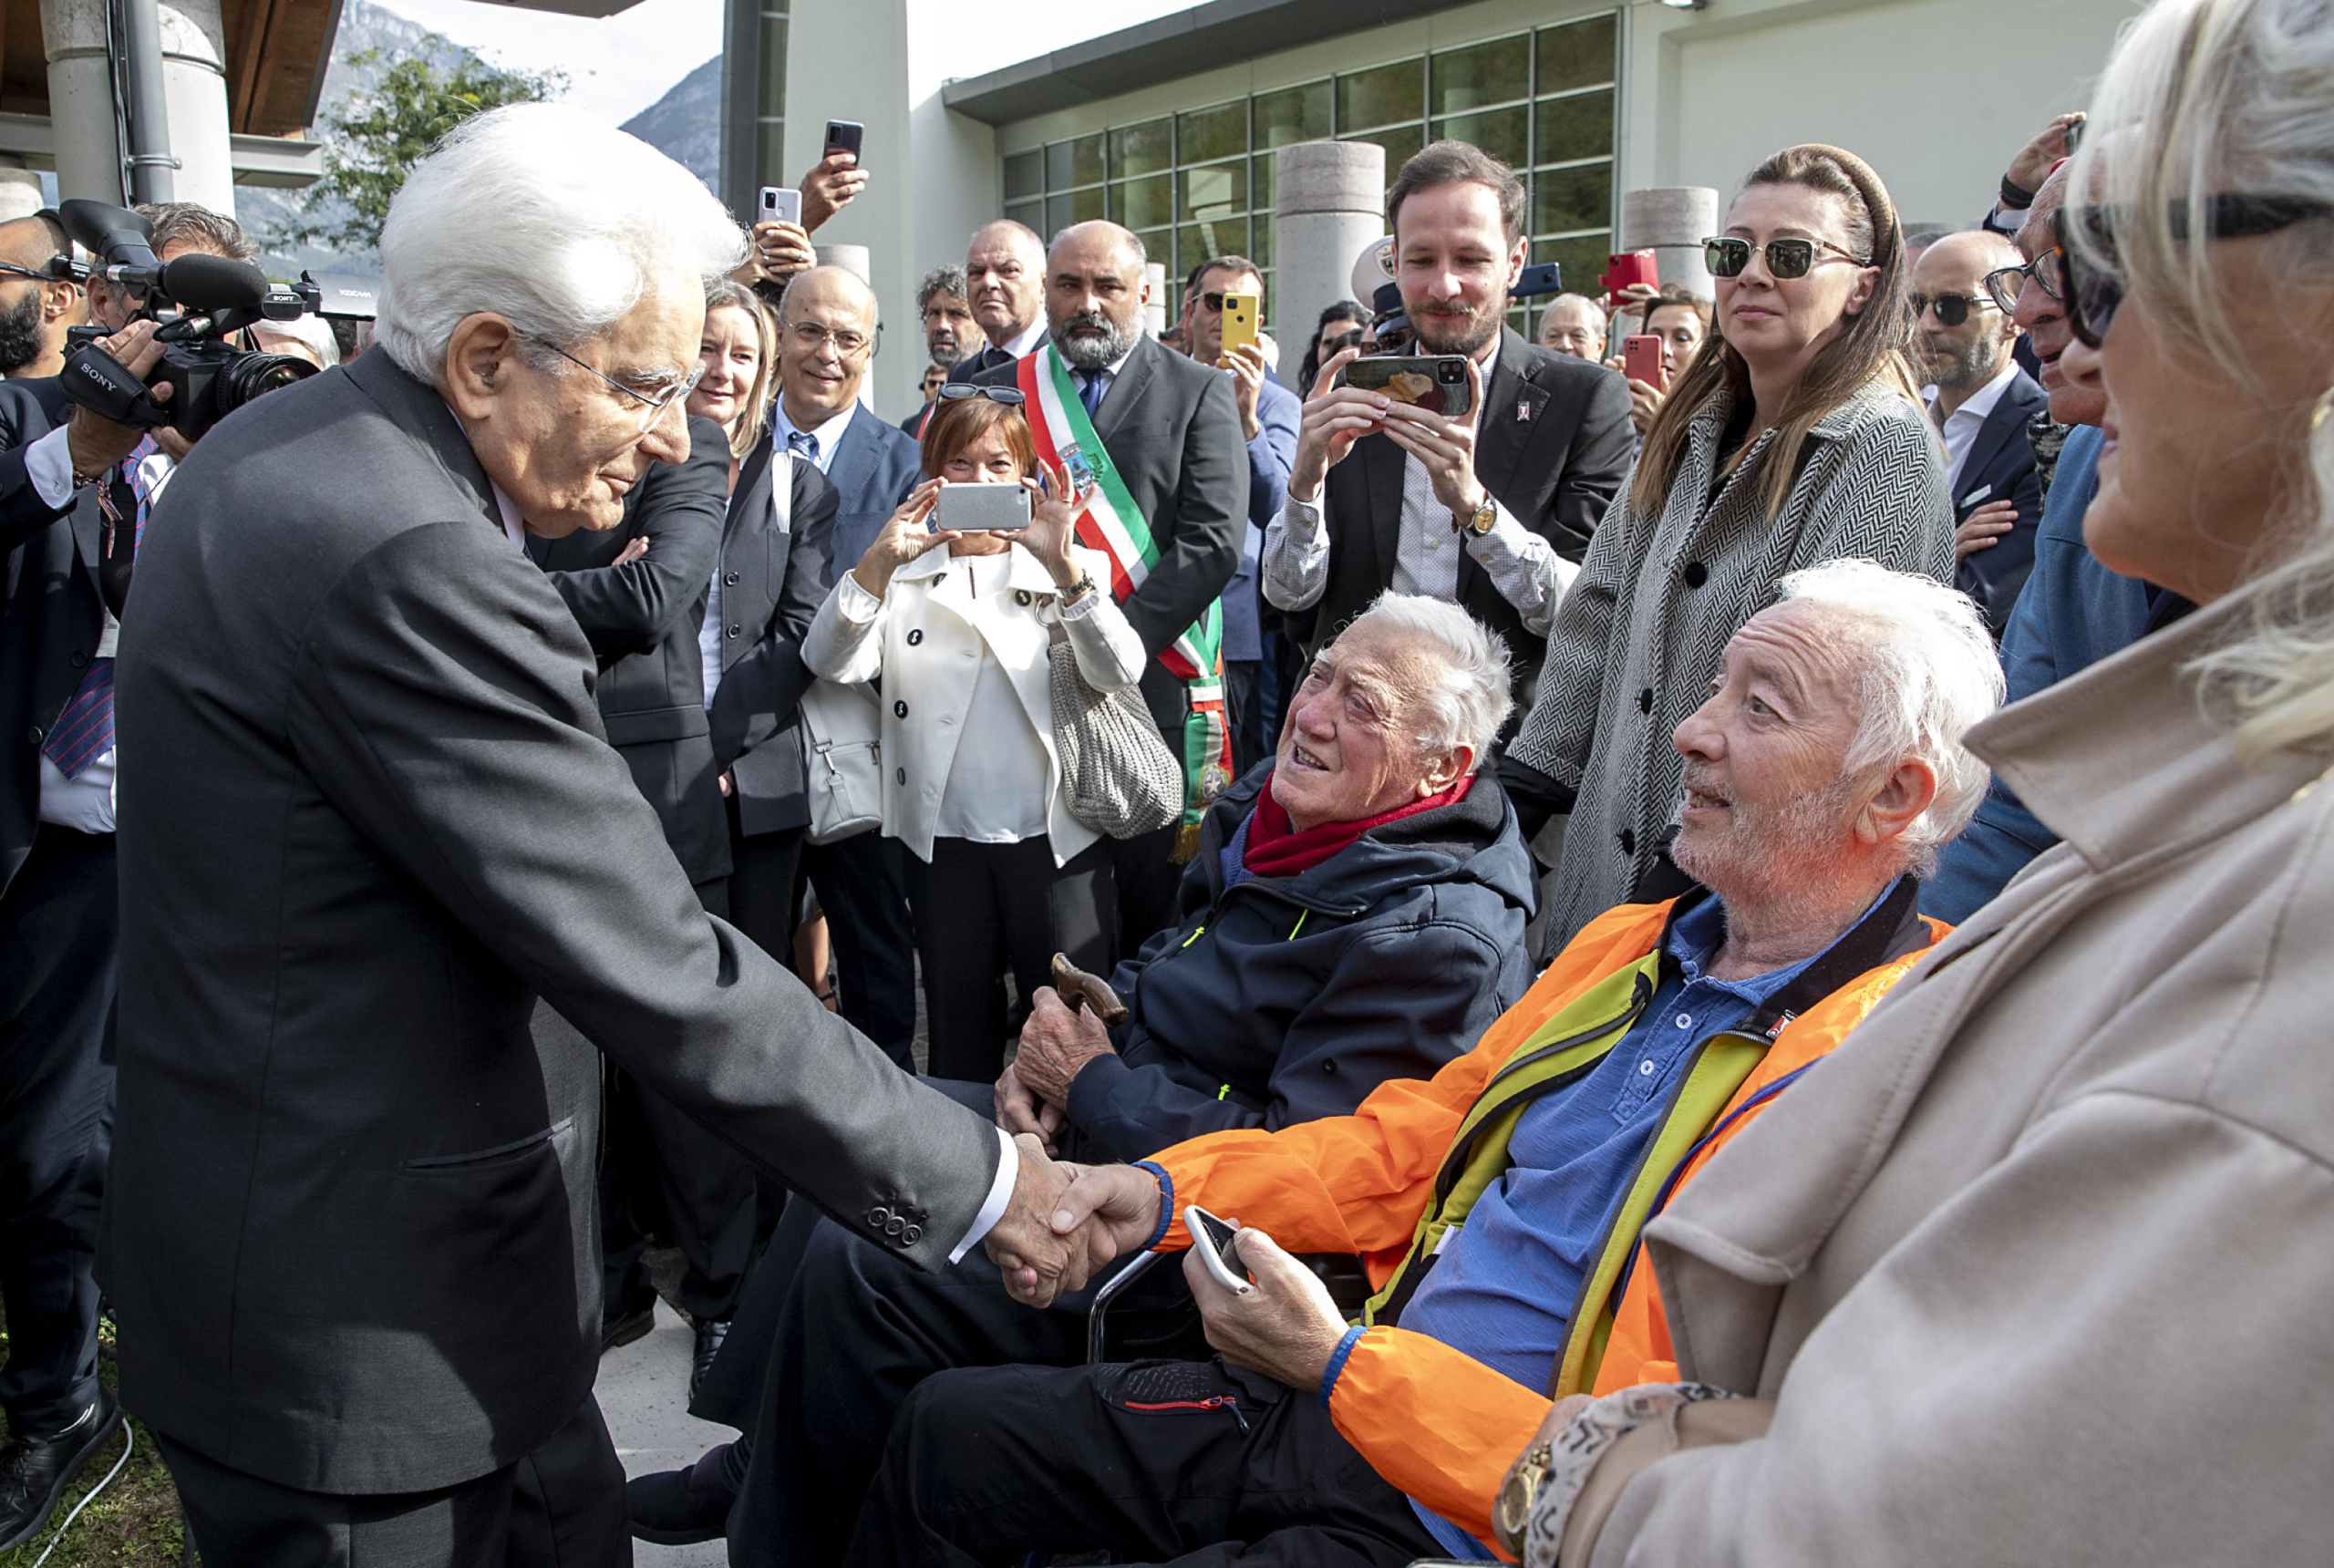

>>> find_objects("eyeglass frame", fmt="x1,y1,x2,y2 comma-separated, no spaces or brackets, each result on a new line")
1907,291,1999,328
532,338,706,433
1980,249,2064,315
1702,234,1871,282
2060,194,2334,349
0,257,77,286
778,315,881,359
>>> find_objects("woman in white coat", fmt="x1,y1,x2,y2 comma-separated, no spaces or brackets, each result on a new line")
802,390,1145,1083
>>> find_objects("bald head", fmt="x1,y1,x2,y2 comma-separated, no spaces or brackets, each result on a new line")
1045,222,1150,372
775,263,879,430
0,214,66,271
966,220,1046,348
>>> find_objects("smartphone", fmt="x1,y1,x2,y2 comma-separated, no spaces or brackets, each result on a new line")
1510,261,1563,299
1624,334,1664,388
1184,1206,1253,1295
824,119,864,161
933,482,1030,532
1599,250,1658,310
2062,117,2083,153
1218,291,1259,361
759,186,801,227
1339,355,1474,421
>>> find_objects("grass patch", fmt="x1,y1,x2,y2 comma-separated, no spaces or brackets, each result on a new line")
0,1315,187,1568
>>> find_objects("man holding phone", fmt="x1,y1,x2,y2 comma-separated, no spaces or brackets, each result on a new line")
1260,141,1631,707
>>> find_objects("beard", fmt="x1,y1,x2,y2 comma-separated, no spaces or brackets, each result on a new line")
1915,332,2004,392
1053,307,1144,372
0,289,46,376
1671,769,1860,923
1409,298,1502,357
928,334,969,370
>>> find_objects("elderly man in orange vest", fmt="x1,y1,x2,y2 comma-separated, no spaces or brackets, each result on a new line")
862,560,2005,1568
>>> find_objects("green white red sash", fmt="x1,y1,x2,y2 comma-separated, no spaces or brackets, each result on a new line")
1017,344,1232,849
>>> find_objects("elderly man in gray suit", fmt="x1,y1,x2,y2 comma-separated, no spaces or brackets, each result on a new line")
103,104,1083,1568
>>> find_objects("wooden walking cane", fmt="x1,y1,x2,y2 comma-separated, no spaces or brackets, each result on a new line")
1048,952,1129,1026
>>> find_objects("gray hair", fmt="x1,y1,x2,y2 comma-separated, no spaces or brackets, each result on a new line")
375,104,747,384
136,201,255,263
2070,0,2334,761
915,265,968,313
1537,292,1606,331
1346,592,1513,770
1773,559,2006,872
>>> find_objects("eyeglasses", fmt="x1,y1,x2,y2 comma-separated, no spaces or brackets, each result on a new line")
1702,235,1869,281
936,385,1027,407
782,319,877,357
0,258,71,285
1195,291,1255,313
2060,194,2333,348
533,339,705,433
1908,291,1998,327
1980,250,2064,315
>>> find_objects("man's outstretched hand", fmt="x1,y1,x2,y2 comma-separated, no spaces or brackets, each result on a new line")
984,1133,1081,1306
988,1159,1167,1306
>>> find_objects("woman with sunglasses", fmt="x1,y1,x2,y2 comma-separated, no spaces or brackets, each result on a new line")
1511,2,2334,1563
802,387,1143,1084
1503,142,1953,949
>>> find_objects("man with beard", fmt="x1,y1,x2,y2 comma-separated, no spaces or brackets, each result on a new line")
0,213,79,379
898,265,976,436
844,560,1996,1568
1911,230,2046,638
971,220,1246,950
952,220,1049,380
1262,141,1632,705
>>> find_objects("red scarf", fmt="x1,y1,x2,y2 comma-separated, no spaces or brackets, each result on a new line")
1241,771,1474,880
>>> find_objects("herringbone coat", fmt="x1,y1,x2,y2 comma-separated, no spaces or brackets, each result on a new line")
1510,378,1952,945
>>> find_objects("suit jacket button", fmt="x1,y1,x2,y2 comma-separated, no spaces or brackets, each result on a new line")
1321,1057,1337,1074
69,651,88,667
904,1224,922,1244
27,726,43,744
1619,828,1637,855
885,1213,905,1236
726,624,741,638
893,700,908,719
868,1205,891,1227
725,571,741,585
907,629,924,645
1682,562,1708,588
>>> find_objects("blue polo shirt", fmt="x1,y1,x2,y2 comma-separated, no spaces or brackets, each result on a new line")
1393,887,1885,1557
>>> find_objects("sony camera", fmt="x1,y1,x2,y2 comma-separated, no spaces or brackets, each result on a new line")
56,201,374,442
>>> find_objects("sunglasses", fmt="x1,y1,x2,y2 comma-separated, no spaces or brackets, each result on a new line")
1980,250,2063,315
1196,291,1254,312
936,385,1027,407
1909,291,1998,327
2060,194,2333,348
1703,234,1868,281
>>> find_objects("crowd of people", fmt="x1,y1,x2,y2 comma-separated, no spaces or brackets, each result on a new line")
2,0,2331,1562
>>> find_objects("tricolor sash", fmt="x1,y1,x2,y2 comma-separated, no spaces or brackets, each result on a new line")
1017,345,1233,855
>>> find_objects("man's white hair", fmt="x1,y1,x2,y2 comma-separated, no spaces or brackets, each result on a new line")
1346,593,1513,770
1773,559,2006,872
374,104,748,383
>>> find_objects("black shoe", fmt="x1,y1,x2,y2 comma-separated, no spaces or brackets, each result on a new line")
625,1442,738,1546
599,1305,655,1356
0,1388,125,1553
687,1317,730,1408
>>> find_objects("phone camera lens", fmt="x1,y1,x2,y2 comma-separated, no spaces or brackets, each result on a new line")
1439,362,1462,383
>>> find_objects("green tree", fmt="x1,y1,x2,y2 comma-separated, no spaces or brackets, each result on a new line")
275,41,564,253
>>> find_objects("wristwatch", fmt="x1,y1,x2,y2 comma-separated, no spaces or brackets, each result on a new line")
1059,573,1098,607
1461,496,1498,536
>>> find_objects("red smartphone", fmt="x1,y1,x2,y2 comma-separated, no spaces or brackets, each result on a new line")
1600,251,1658,311
1624,334,1664,388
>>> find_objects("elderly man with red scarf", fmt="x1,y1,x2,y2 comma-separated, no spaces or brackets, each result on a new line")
629,593,1538,1558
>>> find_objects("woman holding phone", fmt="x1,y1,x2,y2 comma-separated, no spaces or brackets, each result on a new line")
801,389,1144,1083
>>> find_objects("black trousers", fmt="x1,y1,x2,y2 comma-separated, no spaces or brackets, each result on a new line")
727,1195,1204,1568
899,837,1115,1086
725,816,807,985
1107,821,1185,956
803,830,918,1071
0,824,115,1435
163,1394,628,1568
847,1357,1441,1568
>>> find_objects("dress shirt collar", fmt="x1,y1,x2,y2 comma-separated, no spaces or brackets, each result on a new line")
773,400,859,471
1924,357,2019,428
489,482,527,551
1003,317,1050,361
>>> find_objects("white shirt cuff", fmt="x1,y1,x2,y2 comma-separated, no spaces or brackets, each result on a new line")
27,425,77,511
833,570,884,624
948,1125,1020,1264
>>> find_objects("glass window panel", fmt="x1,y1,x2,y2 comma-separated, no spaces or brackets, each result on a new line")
1180,160,1247,222
1534,88,1615,167
1530,232,1613,300
1248,222,1272,272
1431,36,1528,115
1004,150,1043,201
1534,161,1612,234
1536,13,1617,96
1254,80,1331,148
757,121,787,187
1179,220,1249,274
758,18,788,105
1432,105,1527,170
1343,124,1423,170
1073,187,1106,222
1005,200,1045,235
1135,228,1172,275
1337,60,1422,134
1047,192,1076,234
1250,152,1275,213
1046,140,1075,192
1110,119,1172,180
1178,101,1247,166
1112,174,1173,232
1070,133,1105,188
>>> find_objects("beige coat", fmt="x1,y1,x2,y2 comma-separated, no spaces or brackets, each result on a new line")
1585,584,2334,1565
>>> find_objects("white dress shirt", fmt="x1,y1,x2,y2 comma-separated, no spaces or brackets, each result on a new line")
773,401,857,472
1258,340,1578,637
1925,359,2020,494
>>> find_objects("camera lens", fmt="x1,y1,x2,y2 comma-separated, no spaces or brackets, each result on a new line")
215,351,319,417
1438,360,1462,382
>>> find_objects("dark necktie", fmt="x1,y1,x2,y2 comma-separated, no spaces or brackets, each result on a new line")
1078,372,1104,419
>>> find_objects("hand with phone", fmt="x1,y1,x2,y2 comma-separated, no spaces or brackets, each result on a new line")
743,218,816,288
1288,345,1389,503
1182,1214,1351,1392
2005,112,2086,204
799,150,868,232
1623,333,1669,437
1374,355,1493,528
1015,459,1096,589
851,480,959,597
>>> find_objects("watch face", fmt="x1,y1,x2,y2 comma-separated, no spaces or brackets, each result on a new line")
1495,1466,1537,1540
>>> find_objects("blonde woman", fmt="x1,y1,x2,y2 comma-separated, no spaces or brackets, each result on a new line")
1518,1,2334,1561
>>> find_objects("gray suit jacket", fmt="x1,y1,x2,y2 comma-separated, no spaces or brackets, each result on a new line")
105,350,1001,1494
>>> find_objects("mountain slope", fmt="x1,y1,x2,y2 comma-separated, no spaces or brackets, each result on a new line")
622,54,719,192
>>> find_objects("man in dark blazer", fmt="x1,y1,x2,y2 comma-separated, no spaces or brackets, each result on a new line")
102,107,1079,1566
974,221,1247,947
769,264,924,1065
1945,365,2048,637
1259,144,1631,711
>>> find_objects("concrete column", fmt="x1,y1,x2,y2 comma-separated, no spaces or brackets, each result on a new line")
814,242,872,284
1620,186,1720,299
1142,261,1166,337
1272,140,1384,387
39,0,235,216
0,160,46,221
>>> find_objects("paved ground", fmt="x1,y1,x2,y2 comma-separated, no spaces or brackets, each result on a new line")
595,1299,731,1568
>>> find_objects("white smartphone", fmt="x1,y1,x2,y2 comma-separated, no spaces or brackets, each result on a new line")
759,186,802,226
1184,1206,1253,1295
933,483,1030,532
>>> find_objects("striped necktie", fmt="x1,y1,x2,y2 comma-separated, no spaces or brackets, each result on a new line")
788,428,819,465
43,438,161,780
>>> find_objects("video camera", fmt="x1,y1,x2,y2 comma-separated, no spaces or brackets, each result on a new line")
55,200,377,442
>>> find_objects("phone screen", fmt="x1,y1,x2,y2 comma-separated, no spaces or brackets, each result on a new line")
1183,1206,1253,1294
